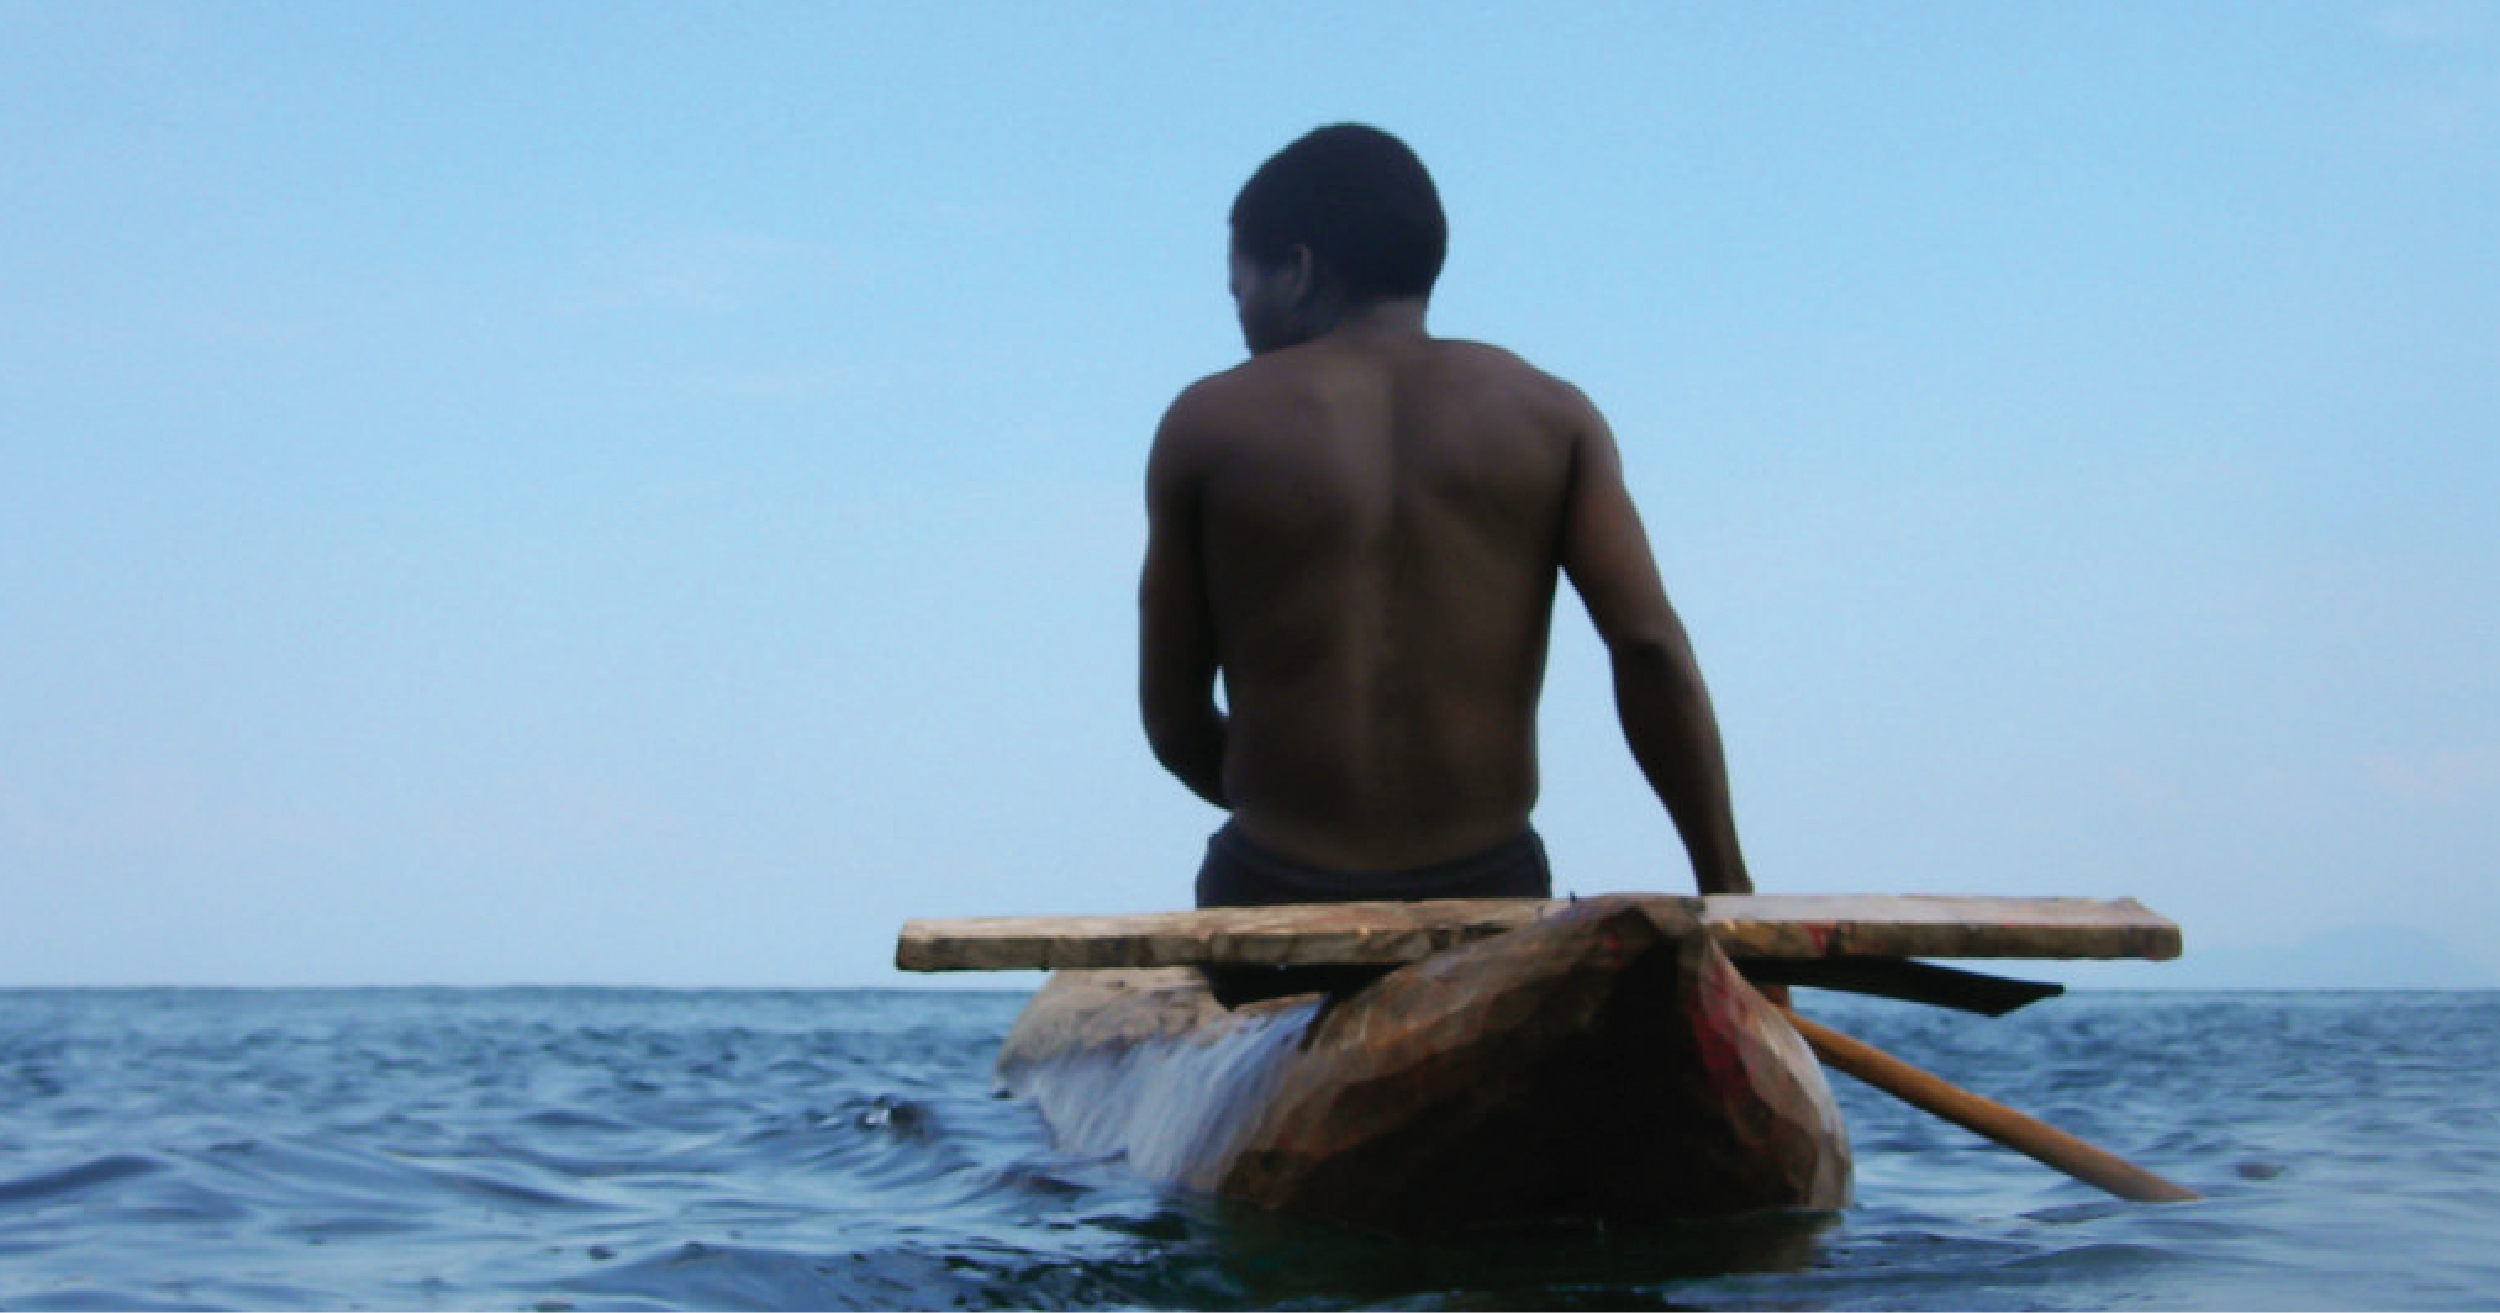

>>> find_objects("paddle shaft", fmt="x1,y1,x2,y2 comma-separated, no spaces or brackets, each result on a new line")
1781,1008,2201,1204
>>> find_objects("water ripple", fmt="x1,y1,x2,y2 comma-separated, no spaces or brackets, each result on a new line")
0,1153,165,1205
0,988,2493,1309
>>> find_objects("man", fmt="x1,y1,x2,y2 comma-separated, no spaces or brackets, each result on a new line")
1140,123,1755,922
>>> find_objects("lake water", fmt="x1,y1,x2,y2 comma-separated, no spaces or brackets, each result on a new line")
3,987,2494,1310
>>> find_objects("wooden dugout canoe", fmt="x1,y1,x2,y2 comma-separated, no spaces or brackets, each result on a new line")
995,896,1851,1236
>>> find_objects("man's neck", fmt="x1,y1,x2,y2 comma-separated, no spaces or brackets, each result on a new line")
1307,295,1430,345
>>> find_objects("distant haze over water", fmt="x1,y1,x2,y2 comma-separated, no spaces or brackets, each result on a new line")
2061,923,2497,990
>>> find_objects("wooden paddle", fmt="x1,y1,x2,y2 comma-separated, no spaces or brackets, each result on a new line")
1778,1006,2201,1203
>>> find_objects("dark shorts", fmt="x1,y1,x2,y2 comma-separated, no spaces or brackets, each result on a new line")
1193,821,1552,1007
1194,820,1553,909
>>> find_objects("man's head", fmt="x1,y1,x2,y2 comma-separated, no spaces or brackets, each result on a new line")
1229,124,1446,353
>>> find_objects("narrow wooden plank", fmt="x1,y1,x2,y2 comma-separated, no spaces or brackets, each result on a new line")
897,898,1568,973
1703,894,2183,962
894,893,2181,972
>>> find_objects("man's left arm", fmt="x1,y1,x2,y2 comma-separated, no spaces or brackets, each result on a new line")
1139,393,1228,808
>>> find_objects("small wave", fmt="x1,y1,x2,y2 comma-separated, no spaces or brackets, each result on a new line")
416,1161,622,1213
1997,1239,2181,1272
553,1238,1253,1313
519,1107,640,1134
0,1154,164,1206
747,1095,984,1190
0,1287,220,1312
980,1162,1091,1202
554,1240,903,1312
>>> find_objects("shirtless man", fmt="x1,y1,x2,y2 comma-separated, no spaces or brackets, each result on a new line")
1140,124,1755,914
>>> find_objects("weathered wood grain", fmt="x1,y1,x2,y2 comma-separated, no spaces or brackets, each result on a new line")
896,893,2181,972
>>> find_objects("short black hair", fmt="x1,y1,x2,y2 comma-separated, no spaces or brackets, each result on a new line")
1230,124,1447,302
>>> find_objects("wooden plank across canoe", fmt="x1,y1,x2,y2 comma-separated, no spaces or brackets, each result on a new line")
895,893,2181,973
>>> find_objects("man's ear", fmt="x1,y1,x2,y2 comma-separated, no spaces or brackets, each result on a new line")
1284,244,1318,306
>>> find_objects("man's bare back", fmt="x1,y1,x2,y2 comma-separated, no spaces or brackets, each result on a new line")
1140,124,1753,901
1146,331,1580,869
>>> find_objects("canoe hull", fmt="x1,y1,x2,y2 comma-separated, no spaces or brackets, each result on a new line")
998,897,1850,1235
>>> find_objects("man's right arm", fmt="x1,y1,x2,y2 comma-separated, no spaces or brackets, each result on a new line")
1555,391,1755,896
1138,388,1229,809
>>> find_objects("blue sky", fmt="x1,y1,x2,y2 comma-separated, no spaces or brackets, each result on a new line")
3,2,2492,986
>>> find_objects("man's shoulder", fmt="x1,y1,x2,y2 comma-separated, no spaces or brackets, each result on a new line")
1154,351,1325,454
1149,363,1275,488
1175,343,1334,399
1166,355,1271,411
1434,335,1581,387
1153,365,1257,461
1422,338,1606,433
1428,335,1536,369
